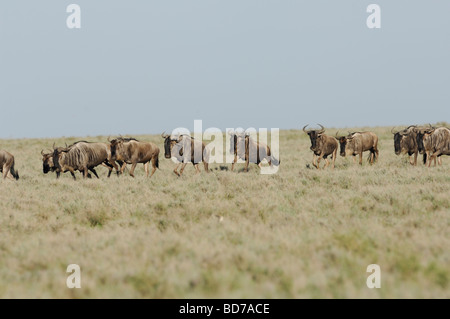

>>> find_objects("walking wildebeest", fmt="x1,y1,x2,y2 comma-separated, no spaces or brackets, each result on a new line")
232,130,280,172
161,132,209,176
416,126,450,167
392,125,421,165
52,141,119,179
337,131,379,165
108,137,160,178
303,124,338,169
0,150,19,180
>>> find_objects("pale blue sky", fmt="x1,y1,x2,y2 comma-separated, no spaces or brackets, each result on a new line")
1,1,449,138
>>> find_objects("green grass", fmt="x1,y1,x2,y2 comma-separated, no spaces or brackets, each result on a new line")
0,126,448,298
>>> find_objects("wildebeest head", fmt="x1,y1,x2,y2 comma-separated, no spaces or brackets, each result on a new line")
336,133,355,157
41,150,54,174
161,132,180,159
392,127,406,155
52,145,70,170
108,138,121,159
303,124,325,152
415,125,434,154
392,126,417,155
235,131,248,159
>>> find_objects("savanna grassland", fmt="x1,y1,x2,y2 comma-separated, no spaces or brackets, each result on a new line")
0,125,449,299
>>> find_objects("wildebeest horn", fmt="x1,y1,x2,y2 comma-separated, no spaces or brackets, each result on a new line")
107,136,111,142
53,142,56,150
317,124,325,134
391,127,397,134
303,125,309,133
41,150,44,156
161,131,169,138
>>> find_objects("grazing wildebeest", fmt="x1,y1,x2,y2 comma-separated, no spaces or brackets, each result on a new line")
0,150,19,180
303,124,338,169
232,131,280,172
108,137,160,178
52,141,119,179
416,126,450,167
392,125,421,165
337,131,379,165
161,132,209,176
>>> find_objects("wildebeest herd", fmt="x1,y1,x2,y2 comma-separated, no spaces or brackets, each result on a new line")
0,124,449,180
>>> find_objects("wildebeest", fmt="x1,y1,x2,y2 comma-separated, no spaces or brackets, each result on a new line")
108,137,160,178
303,124,338,169
392,125,421,165
161,132,209,176
416,126,450,167
337,131,379,165
231,130,280,172
0,150,19,180
52,141,119,179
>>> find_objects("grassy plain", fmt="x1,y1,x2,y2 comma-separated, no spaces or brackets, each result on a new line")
0,125,449,298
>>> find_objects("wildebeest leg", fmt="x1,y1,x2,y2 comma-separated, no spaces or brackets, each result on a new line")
149,160,157,178
120,162,127,175
258,162,262,169
359,152,363,165
316,156,322,170
231,154,237,171
194,163,200,174
82,167,90,179
4,165,14,180
203,162,209,173
144,162,149,177
323,157,330,169
179,163,188,176
129,162,137,178
68,168,76,180
103,161,115,178
89,168,100,179
173,163,181,176
115,161,123,176
245,158,249,172
332,148,337,168
2,164,8,179
312,154,318,169
432,151,442,166
426,151,432,167
412,152,417,166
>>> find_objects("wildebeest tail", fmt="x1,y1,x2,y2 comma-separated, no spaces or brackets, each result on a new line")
155,155,159,169
270,155,280,166
366,151,378,163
